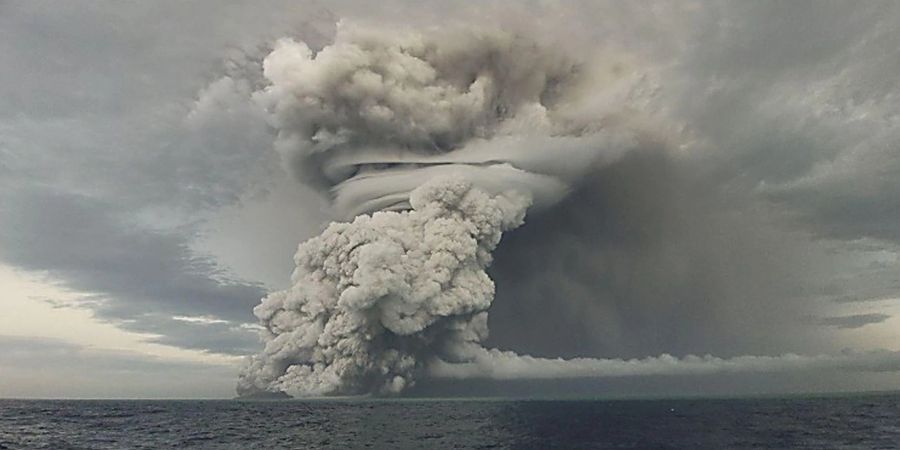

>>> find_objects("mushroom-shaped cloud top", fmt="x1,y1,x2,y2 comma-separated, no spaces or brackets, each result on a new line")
255,22,651,219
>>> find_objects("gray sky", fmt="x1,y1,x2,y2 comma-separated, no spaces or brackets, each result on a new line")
1,0,899,398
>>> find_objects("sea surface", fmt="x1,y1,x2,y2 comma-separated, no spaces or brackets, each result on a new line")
1,393,899,449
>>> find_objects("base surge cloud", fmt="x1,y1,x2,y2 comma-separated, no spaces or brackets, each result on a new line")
429,347,900,380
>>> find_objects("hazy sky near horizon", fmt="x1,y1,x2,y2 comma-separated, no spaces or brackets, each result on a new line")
1,0,900,398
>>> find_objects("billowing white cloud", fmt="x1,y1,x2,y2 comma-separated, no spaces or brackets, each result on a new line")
239,178,529,396
255,22,657,218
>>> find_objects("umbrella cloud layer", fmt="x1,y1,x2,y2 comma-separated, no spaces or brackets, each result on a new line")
255,22,650,219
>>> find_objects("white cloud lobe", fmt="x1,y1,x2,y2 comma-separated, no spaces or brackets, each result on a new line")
254,22,650,218
238,178,529,396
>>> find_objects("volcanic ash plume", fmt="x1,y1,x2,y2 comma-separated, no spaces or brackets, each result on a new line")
238,23,650,396
235,21,900,397
238,178,529,396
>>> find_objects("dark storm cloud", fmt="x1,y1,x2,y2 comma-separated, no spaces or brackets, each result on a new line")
487,149,836,359
140,318,262,356
479,1,900,361
672,2,900,244
0,188,263,353
0,1,336,356
475,2,900,362
826,276,900,305
820,314,892,330
0,1,334,119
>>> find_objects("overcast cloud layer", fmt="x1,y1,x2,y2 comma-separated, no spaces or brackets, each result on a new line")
1,1,899,396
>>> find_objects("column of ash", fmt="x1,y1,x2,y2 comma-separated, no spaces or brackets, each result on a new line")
238,22,648,397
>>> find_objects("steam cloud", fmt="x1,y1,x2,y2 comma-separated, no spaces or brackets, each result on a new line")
238,21,900,397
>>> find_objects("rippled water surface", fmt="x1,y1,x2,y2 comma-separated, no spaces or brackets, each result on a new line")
1,393,899,449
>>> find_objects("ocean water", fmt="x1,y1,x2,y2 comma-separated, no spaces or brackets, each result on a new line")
1,393,899,449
